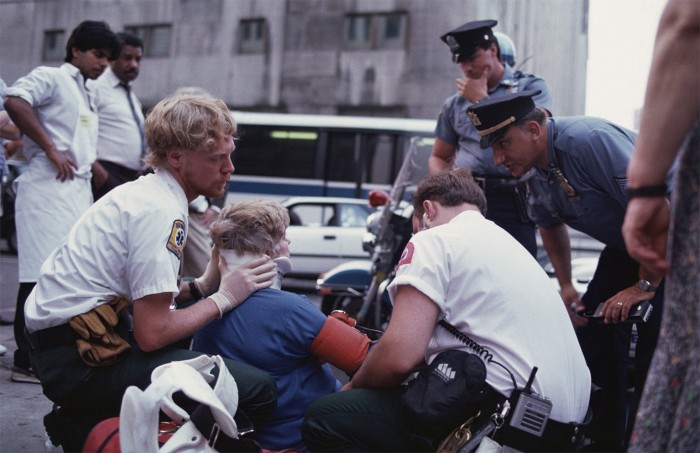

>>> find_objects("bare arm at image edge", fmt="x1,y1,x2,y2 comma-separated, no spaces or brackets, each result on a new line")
623,0,700,273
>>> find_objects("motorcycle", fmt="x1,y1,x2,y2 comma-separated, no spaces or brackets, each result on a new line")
316,136,433,338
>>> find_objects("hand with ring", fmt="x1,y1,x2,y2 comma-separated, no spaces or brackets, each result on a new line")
601,285,645,324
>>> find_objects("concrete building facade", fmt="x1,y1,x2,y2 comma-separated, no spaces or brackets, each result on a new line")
0,0,589,119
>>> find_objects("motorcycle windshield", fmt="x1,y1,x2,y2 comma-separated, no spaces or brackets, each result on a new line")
390,136,433,206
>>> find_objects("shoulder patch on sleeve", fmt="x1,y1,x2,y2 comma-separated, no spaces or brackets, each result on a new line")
166,219,186,259
397,242,415,269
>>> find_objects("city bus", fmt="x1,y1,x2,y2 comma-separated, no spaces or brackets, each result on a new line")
225,111,437,203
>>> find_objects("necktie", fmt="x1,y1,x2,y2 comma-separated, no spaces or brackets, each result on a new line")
121,83,146,157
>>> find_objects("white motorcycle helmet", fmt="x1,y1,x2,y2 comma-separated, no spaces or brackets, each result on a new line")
120,355,241,453
494,32,517,68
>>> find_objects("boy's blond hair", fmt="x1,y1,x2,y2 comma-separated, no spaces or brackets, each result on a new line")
210,200,290,255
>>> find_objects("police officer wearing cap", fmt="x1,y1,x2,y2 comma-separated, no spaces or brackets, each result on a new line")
429,19,552,257
467,90,675,451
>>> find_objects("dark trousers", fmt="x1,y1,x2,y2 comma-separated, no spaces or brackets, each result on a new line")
28,327,277,449
91,160,142,201
13,282,34,369
577,246,664,451
303,386,580,452
303,387,426,452
484,189,537,258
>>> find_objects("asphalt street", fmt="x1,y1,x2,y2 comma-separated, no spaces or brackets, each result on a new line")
0,240,320,452
0,245,54,452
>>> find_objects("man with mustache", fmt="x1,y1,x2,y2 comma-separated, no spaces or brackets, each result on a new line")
4,20,118,385
90,32,147,200
467,90,674,451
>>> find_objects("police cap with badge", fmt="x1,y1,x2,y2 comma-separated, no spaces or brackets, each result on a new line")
440,19,498,63
466,89,541,149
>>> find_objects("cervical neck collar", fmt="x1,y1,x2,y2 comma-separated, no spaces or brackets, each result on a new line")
219,250,293,290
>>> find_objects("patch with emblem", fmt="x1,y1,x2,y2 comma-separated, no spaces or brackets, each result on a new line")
166,219,186,259
397,242,415,269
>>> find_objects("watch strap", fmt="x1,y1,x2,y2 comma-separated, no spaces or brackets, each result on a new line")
638,279,658,292
189,280,203,300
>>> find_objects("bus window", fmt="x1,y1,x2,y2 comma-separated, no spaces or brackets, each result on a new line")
226,111,436,202
325,132,358,183
325,132,399,186
234,125,318,178
362,133,396,185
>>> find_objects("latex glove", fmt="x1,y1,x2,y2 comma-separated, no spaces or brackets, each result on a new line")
194,246,221,297
209,255,277,317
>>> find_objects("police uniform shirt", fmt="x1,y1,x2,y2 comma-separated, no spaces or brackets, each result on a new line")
25,169,188,331
527,116,670,251
387,210,590,423
434,65,553,176
90,66,146,171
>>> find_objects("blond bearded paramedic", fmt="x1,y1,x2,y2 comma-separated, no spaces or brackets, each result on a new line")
23,95,278,450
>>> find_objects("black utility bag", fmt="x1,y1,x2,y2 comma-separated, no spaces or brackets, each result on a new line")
402,348,491,443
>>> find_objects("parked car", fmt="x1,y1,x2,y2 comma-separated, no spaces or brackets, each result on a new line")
282,197,375,278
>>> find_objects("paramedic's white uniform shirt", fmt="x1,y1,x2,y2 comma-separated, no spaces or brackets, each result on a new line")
388,210,590,423
25,169,188,331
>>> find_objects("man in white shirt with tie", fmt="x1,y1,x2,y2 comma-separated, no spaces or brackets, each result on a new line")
91,32,146,200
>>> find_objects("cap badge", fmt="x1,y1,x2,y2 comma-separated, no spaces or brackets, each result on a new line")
446,35,461,52
467,110,482,126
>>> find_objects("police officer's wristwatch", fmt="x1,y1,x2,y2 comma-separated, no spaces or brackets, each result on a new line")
638,279,658,292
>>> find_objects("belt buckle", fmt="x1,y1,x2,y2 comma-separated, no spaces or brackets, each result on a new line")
208,423,220,448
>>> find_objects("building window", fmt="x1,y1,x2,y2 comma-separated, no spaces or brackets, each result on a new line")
124,24,172,57
42,29,65,61
344,12,407,50
239,18,266,53
377,13,406,48
346,14,372,49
